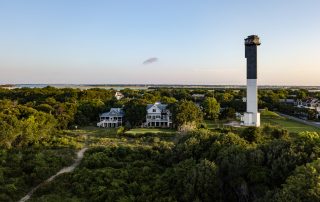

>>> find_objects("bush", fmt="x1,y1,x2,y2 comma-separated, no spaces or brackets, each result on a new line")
271,128,289,139
241,127,262,143
117,126,125,135
199,122,208,129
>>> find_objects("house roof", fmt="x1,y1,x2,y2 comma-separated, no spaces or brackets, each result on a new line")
146,102,168,111
100,108,124,117
192,94,205,97
115,92,124,96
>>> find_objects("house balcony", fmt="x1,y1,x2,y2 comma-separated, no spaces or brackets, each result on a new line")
146,118,171,122
97,119,123,128
100,119,122,123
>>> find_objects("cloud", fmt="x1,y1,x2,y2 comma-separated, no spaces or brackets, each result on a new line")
143,57,158,65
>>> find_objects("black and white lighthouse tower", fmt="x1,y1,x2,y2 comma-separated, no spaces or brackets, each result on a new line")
242,35,261,127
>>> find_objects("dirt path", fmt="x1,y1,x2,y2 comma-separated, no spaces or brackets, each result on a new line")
18,147,88,202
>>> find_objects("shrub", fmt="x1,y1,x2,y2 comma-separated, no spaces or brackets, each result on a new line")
241,127,262,143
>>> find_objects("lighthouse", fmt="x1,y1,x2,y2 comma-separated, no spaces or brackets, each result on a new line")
242,35,261,127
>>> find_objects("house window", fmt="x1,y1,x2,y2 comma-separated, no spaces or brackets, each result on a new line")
153,109,156,112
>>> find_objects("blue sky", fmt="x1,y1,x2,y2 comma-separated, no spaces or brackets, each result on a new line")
0,0,319,85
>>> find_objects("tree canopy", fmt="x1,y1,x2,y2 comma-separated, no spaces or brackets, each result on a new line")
172,100,203,130
202,97,220,120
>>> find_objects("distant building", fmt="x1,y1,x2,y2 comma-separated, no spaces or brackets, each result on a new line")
144,102,172,128
97,108,124,128
279,98,295,104
296,98,320,109
192,94,205,99
242,97,247,102
288,94,297,98
115,91,124,100
296,98,320,119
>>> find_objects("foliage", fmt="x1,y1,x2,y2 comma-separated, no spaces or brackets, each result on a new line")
123,99,148,127
201,97,220,120
241,127,263,143
262,159,320,202
1,87,320,201
172,100,203,130
0,100,57,149
0,146,77,201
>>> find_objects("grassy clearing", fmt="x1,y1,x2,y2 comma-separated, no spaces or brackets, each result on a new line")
65,126,177,147
123,128,177,144
125,128,176,135
68,126,118,138
260,109,283,118
261,117,320,133
204,109,320,134
204,120,231,130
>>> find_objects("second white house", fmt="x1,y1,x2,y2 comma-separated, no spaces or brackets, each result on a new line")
144,102,172,128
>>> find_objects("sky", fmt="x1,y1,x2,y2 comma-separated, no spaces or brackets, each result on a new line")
0,0,319,85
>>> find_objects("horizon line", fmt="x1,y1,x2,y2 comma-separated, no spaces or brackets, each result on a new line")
1,83,320,88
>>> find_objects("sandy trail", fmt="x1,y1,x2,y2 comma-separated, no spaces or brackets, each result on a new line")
19,147,88,202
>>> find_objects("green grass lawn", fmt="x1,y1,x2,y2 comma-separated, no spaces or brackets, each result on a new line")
204,109,320,134
68,126,118,137
260,109,282,118
261,117,320,133
125,128,176,135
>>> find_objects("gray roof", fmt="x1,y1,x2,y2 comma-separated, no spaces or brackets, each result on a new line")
147,102,168,111
100,108,124,117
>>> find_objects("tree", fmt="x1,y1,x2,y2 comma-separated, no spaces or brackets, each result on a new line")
202,97,220,120
297,90,307,99
268,159,320,201
220,107,236,119
36,103,54,114
161,96,177,104
172,100,203,130
241,127,262,143
182,159,221,202
123,99,148,127
75,99,105,126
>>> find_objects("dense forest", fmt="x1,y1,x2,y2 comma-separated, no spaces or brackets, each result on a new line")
27,128,320,202
0,87,320,201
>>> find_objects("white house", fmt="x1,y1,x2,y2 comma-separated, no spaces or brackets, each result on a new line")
192,94,205,100
144,102,172,128
97,108,124,128
279,98,295,104
115,91,124,100
296,98,320,118
296,98,320,109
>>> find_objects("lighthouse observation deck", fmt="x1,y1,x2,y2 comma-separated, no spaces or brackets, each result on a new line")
245,35,261,46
